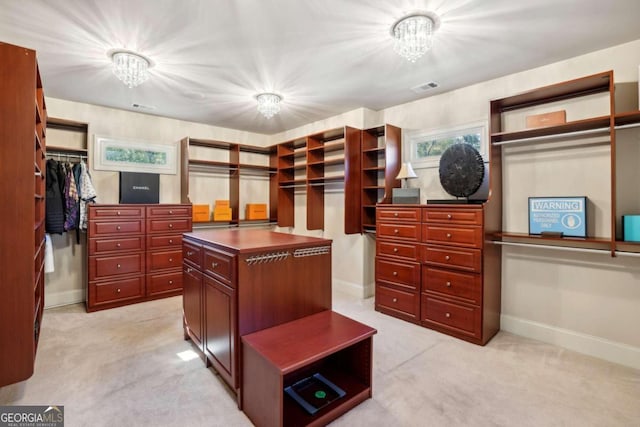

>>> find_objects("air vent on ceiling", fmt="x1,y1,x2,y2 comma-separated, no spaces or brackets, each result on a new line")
411,81,439,94
132,103,156,111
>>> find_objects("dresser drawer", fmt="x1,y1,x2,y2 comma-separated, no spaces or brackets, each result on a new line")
147,234,183,249
422,245,481,272
375,284,419,321
147,271,183,296
147,205,192,218
376,207,421,222
423,224,483,248
203,248,234,285
89,205,144,220
375,257,420,290
146,218,192,234
147,249,183,272
89,220,144,237
376,240,419,261
92,276,145,305
422,208,482,225
422,267,481,304
377,223,420,241
89,253,145,281
421,295,480,338
89,236,144,254
183,241,203,267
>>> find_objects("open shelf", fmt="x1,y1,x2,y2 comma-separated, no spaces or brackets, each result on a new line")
494,232,611,252
490,116,611,144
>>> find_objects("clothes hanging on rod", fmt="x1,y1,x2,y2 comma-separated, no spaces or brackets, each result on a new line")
45,159,65,234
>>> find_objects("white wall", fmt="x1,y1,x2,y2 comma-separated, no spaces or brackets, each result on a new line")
45,38,640,369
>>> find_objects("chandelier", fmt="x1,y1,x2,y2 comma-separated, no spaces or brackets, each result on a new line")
110,50,151,88
391,12,438,62
255,93,282,119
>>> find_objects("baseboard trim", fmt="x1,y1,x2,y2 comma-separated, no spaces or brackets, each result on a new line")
44,289,85,309
333,279,372,299
501,314,640,370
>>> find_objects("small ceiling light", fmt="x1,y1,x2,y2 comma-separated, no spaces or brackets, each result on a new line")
255,93,282,119
391,12,439,62
109,49,152,88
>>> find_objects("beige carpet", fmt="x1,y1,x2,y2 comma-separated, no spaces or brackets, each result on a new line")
1,291,638,427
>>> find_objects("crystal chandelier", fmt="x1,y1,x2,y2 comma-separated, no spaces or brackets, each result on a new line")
110,50,151,88
391,13,438,62
255,93,282,119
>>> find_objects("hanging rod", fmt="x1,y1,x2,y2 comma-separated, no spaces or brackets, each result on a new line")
46,152,87,160
615,122,640,131
492,127,610,146
613,250,640,258
492,240,608,255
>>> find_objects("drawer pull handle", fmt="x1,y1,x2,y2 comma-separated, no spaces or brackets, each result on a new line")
394,213,398,217
394,229,399,234
392,271,398,276
169,258,173,262
445,312,451,318
117,288,121,293
392,298,398,303
117,264,121,268
212,262,219,269
117,211,121,216
446,233,452,238
447,214,452,219
116,226,121,230
445,256,450,261
169,239,174,244
169,210,173,214
169,223,173,228
169,280,173,285
187,251,194,256
446,281,451,287
393,247,398,253
186,268,192,273
116,243,121,248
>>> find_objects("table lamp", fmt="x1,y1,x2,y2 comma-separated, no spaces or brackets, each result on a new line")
392,162,420,204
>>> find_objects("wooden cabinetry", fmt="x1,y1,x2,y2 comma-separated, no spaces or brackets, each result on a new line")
360,125,402,233
180,138,277,226
181,125,400,233
375,205,500,345
242,310,376,427
488,70,640,255
182,229,332,394
0,42,47,386
87,204,192,311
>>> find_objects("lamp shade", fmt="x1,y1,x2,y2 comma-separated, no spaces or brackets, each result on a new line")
396,162,418,180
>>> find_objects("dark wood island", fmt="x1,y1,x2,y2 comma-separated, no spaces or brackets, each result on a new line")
181,229,333,397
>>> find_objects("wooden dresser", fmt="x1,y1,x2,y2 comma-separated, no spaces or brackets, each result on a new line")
87,204,192,312
182,229,332,396
375,204,501,345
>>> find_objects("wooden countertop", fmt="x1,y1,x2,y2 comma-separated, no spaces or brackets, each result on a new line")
183,229,332,253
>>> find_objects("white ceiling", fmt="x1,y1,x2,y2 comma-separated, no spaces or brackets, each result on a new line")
2,0,640,135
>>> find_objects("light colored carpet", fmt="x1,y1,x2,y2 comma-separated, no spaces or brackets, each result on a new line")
1,291,638,427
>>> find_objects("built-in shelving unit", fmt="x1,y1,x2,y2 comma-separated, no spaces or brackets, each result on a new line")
0,42,47,387
359,124,401,234
180,137,276,226
182,124,400,233
490,70,640,256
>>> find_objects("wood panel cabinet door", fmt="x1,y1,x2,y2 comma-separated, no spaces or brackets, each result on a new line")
204,274,236,390
183,266,203,349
